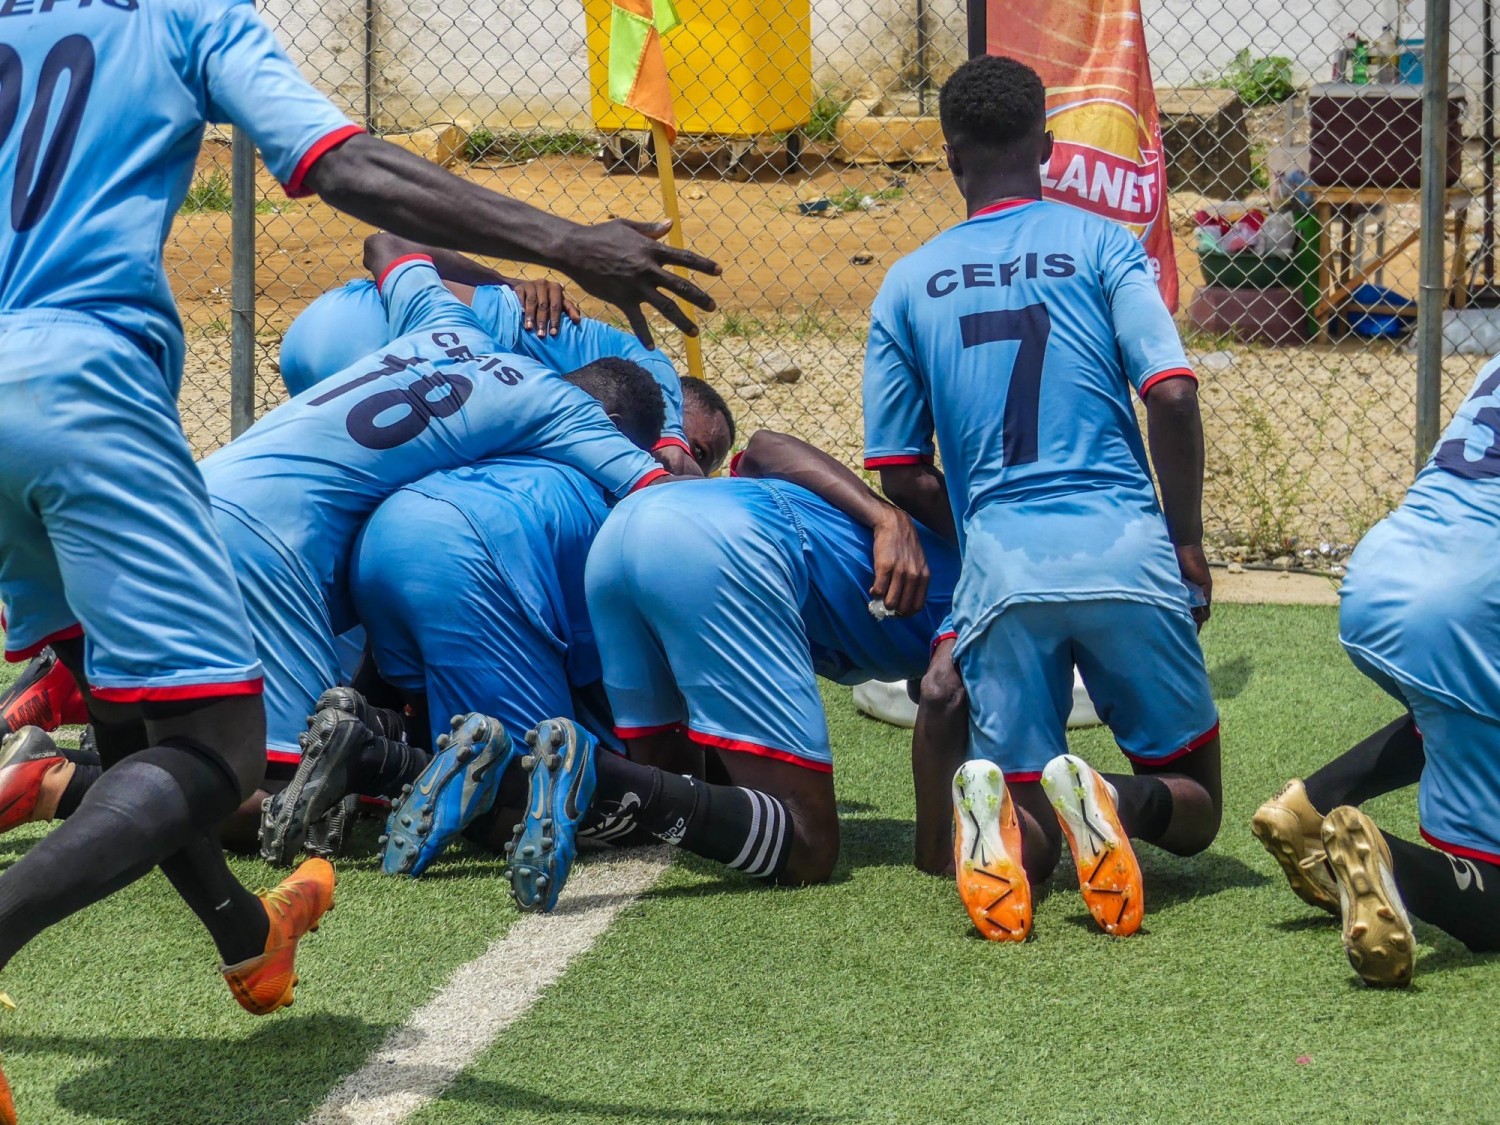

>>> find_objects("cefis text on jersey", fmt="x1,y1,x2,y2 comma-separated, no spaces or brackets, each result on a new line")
0,0,137,17
925,254,1077,298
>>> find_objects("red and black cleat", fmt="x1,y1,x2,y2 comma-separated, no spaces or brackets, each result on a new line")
0,727,66,834
0,647,88,734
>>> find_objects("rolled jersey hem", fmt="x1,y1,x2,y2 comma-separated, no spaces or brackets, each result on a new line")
952,589,1196,660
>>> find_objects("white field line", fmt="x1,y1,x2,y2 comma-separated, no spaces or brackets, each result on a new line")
305,846,672,1125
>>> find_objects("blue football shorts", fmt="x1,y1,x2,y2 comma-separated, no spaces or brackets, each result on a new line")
956,598,1219,780
0,312,262,701
585,483,833,772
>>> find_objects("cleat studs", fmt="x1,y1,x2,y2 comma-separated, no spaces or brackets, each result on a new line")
520,845,536,858
541,836,554,848
541,818,553,830
456,747,474,764
400,816,412,827
546,753,561,769
521,754,536,771
451,715,465,729
437,735,450,750
525,729,538,747
378,835,388,845
1350,922,1369,938
401,784,412,795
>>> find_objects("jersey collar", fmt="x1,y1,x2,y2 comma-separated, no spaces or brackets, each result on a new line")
969,198,1040,219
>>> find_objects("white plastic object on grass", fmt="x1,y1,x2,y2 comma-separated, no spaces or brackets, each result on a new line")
852,669,1102,730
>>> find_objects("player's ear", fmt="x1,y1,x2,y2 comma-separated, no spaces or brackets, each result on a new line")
944,143,962,182
1039,131,1054,167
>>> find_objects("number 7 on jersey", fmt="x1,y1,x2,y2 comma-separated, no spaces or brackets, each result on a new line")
960,303,1052,468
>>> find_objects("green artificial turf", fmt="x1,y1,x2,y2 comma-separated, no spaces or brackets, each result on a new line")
2,605,1494,1124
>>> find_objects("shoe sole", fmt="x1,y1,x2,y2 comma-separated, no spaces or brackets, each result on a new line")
1322,806,1415,988
952,761,1031,941
259,711,351,868
0,729,63,834
507,719,594,913
1250,802,1339,915
1041,755,1144,937
381,713,511,876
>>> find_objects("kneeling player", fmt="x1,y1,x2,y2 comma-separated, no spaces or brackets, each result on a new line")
863,56,1221,942
504,440,958,910
268,378,736,876
1253,356,1500,987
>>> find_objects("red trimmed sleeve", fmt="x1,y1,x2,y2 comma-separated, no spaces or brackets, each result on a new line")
376,254,435,294
654,436,692,455
628,467,670,494
1138,367,1197,399
728,451,745,478
864,454,934,470
283,124,365,199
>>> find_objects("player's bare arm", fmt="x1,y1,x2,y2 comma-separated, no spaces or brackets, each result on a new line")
305,134,721,347
360,234,580,336
1144,375,1211,626
736,429,930,617
877,462,957,545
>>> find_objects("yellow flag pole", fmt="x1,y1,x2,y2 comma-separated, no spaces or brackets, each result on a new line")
649,118,706,381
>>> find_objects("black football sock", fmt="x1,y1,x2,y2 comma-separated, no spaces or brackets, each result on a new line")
1383,831,1500,953
350,729,431,798
54,757,101,819
595,751,792,880
158,832,269,964
1102,773,1174,842
0,740,242,972
1304,715,1425,814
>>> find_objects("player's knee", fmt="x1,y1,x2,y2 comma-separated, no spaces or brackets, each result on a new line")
919,657,967,721
774,807,840,886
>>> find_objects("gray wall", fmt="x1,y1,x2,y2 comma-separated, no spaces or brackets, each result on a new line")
258,0,1483,129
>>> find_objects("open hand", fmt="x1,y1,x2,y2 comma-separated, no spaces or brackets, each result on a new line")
564,219,720,348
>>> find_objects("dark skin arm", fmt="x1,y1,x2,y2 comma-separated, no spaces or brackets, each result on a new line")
304,133,720,347
1144,375,1211,628
878,462,958,545
361,235,581,335
736,429,930,617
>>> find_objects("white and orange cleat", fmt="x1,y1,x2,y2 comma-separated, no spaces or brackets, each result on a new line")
952,761,1031,941
1042,754,1144,936
222,858,335,1015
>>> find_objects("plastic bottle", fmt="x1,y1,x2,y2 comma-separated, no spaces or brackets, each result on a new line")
1375,25,1399,83
1352,37,1370,84
1340,31,1359,81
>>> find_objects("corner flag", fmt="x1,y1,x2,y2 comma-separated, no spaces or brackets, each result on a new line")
609,0,681,142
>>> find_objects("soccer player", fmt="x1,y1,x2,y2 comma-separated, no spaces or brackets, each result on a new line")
1253,356,1500,987
861,56,1219,942
502,434,959,910
0,1,718,1112
280,242,719,476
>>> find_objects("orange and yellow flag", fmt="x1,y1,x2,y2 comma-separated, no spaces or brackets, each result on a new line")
608,0,681,142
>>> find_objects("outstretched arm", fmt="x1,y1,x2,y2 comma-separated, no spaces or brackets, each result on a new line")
305,134,719,347
736,430,930,616
1145,376,1211,627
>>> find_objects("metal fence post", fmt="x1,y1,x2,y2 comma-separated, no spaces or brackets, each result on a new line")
1415,0,1452,474
229,126,256,438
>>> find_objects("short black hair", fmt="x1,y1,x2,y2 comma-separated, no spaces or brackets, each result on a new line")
938,55,1046,151
565,357,665,451
680,375,735,447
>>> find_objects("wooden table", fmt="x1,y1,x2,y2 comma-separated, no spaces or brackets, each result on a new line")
1309,185,1473,341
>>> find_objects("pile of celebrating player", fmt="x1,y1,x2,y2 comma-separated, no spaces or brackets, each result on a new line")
0,13,1495,1119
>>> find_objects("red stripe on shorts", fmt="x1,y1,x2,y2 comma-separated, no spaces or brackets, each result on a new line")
90,677,265,704
687,728,833,773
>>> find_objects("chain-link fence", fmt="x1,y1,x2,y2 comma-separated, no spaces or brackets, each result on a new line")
167,0,1498,572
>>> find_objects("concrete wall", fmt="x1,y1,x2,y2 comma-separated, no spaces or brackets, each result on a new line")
258,0,1486,129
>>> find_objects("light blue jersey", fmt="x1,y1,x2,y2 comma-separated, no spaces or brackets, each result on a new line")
862,199,1195,632
202,257,663,637
0,0,356,382
280,279,687,446
1341,355,1500,723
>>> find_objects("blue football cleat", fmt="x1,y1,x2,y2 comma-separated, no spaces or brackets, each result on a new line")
507,718,599,913
381,712,516,876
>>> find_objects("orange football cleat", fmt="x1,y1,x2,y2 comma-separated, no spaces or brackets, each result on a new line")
1041,755,1145,937
222,858,335,1015
0,991,17,1125
952,761,1032,941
